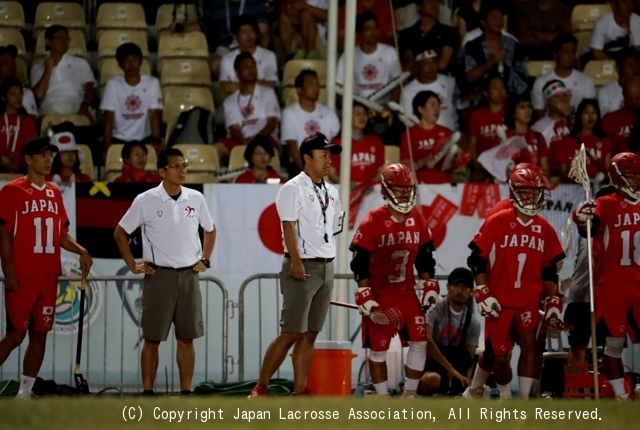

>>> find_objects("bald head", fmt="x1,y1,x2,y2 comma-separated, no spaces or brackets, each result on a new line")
623,76,640,112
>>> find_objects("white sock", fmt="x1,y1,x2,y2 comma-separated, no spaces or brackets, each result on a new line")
404,377,419,392
18,375,35,395
531,379,540,398
374,381,389,396
470,364,490,390
610,378,627,398
497,383,512,398
519,377,535,399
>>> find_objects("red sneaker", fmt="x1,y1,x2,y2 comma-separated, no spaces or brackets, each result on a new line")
248,384,268,399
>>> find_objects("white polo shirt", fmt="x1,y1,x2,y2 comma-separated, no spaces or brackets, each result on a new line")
118,183,215,268
281,102,340,147
223,84,280,138
276,172,341,259
219,46,279,84
30,54,96,115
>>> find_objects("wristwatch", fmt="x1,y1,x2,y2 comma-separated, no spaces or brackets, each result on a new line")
200,258,211,268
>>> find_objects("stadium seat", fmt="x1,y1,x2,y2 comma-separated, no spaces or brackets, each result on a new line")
575,31,592,58
184,173,218,184
583,60,618,87
526,60,555,78
157,31,208,65
0,172,21,181
40,114,91,136
282,60,327,87
35,29,86,59
99,57,151,87
162,86,214,125
282,87,327,106
77,143,94,179
98,29,149,63
159,58,211,87
0,1,25,29
173,144,219,173
228,144,280,173
571,4,611,32
155,3,199,34
96,3,146,38
384,145,400,164
104,143,157,179
34,2,86,33
0,27,25,55
15,55,26,84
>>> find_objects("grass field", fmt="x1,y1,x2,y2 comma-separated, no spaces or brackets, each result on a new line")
0,396,638,430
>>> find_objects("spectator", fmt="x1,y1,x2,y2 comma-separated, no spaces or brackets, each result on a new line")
452,0,484,43
468,74,507,181
399,0,457,73
400,90,454,184
603,76,640,154
504,92,550,177
401,49,461,131
235,135,285,184
0,77,37,173
336,11,401,104
221,52,280,161
531,34,596,119
30,25,96,121
554,99,612,182
45,131,92,183
279,0,328,60
0,45,37,116
599,49,640,116
329,101,385,188
100,43,163,156
282,70,340,171
113,142,163,184
463,0,529,100
219,14,278,98
591,0,640,62
418,268,481,396
515,0,571,60
338,0,396,50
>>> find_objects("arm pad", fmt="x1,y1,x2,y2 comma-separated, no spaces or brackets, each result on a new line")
415,240,436,278
467,245,488,276
541,264,559,283
350,245,371,282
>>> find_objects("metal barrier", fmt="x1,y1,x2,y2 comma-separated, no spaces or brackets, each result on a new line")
0,275,228,393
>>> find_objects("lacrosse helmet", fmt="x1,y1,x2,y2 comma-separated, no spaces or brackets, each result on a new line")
508,164,551,216
609,152,640,200
381,163,416,213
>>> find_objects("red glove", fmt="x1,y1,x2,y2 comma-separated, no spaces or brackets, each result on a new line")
417,279,441,313
355,287,379,316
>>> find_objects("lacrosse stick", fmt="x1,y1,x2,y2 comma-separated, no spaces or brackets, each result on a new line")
75,277,90,395
558,217,574,295
387,101,420,126
367,71,411,102
429,131,462,169
330,300,403,330
335,86,385,112
568,143,599,400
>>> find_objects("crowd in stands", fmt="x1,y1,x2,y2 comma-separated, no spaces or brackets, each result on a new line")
1,0,639,188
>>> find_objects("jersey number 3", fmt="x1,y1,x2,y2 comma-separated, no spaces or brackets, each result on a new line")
388,249,410,283
33,217,55,254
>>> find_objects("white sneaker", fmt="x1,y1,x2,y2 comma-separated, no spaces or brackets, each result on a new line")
15,391,31,399
462,387,484,399
401,390,419,398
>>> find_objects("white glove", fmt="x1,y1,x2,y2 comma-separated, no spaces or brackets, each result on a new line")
472,285,501,318
355,287,379,316
572,200,596,225
417,279,441,313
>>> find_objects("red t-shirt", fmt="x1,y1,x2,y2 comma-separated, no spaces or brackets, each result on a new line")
338,0,395,46
0,178,69,276
470,210,564,307
552,134,612,177
331,134,385,184
235,169,284,184
0,114,37,164
350,206,432,302
505,129,548,166
603,108,636,155
469,105,506,156
400,124,453,184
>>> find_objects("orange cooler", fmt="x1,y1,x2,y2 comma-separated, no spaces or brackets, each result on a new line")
307,341,357,396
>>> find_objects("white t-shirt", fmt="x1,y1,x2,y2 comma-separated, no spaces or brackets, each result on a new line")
401,74,460,131
22,88,37,116
590,12,640,50
118,184,215,268
531,69,596,111
30,54,96,116
223,84,281,138
219,46,279,84
598,80,624,116
281,102,340,147
336,44,401,103
100,75,163,141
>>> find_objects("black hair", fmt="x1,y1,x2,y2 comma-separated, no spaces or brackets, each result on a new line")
231,14,258,36
551,33,578,55
44,24,68,40
157,148,184,170
482,72,506,93
294,69,318,88
51,150,81,175
570,99,607,140
615,48,640,69
244,135,275,167
0,77,27,116
356,10,378,33
412,90,440,119
504,91,532,130
234,51,255,70
0,44,18,58
479,0,503,21
121,141,148,161
116,42,143,66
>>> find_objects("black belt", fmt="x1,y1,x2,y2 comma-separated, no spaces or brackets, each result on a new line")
147,263,193,271
284,253,334,263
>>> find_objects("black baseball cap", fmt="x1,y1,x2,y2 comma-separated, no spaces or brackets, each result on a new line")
447,267,474,288
0,44,18,58
299,132,342,158
22,137,59,157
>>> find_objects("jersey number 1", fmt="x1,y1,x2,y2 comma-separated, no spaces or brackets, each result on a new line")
33,217,55,254
620,230,640,266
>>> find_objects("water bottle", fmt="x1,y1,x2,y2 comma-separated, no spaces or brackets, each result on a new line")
497,61,504,76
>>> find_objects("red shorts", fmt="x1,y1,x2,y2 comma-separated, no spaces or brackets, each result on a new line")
4,272,59,333
485,301,540,356
362,294,427,351
596,282,640,342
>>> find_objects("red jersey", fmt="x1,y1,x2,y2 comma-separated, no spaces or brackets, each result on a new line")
505,129,548,166
0,178,69,276
351,206,431,300
486,198,512,218
552,134,612,177
0,114,37,164
469,104,506,156
603,108,635,154
400,124,453,184
471,210,564,307
331,134,385,184
235,169,284,184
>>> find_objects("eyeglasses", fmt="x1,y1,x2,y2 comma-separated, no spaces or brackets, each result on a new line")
164,163,189,170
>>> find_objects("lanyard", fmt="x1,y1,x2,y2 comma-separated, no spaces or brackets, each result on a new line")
312,180,330,243
225,0,246,34
4,113,20,155
238,90,255,118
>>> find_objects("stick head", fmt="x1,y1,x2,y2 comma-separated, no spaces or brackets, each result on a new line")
568,144,591,193
370,307,403,330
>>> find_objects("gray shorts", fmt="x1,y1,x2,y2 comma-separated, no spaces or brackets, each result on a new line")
141,267,204,341
279,258,334,333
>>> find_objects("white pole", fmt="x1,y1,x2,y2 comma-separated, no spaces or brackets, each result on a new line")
326,0,338,111
335,0,356,342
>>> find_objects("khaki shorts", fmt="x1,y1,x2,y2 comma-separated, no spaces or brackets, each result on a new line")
279,258,334,333
141,267,204,341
